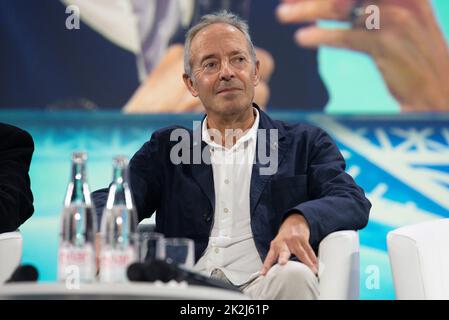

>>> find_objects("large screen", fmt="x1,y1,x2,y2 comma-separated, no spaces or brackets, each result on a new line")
1,0,449,300
1,0,448,113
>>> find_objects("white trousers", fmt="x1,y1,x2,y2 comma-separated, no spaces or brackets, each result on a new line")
211,261,319,300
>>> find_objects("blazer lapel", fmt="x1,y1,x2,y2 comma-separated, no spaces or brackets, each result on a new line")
188,106,290,215
250,107,290,216
190,122,215,210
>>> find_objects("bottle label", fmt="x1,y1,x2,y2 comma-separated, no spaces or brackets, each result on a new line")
99,246,136,283
58,244,95,284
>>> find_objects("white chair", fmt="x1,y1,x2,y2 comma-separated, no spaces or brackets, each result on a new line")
387,218,449,300
318,230,360,300
138,223,360,300
0,231,23,284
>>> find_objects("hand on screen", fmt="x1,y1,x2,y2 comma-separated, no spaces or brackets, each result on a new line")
276,0,449,111
123,45,204,113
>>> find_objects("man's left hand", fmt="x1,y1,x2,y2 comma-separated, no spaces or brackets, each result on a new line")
261,213,318,276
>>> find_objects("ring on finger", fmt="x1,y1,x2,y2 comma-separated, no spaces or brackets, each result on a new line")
349,0,365,27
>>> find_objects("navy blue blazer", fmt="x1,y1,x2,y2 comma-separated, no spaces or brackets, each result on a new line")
92,106,371,263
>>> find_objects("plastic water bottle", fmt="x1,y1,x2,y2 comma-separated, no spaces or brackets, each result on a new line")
99,156,138,283
58,152,97,283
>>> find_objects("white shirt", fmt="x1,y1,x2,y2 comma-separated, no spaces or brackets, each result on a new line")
193,108,263,286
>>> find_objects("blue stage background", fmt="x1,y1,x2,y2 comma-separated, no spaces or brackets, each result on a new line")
2,110,449,300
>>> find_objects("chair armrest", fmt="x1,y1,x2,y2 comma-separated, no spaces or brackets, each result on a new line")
387,218,449,299
0,231,23,284
318,230,360,300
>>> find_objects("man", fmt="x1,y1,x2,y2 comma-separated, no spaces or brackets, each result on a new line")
0,123,34,233
276,0,449,111
93,11,371,299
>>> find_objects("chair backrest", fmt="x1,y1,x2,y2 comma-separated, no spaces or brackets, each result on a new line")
0,231,23,284
387,218,449,300
318,230,360,300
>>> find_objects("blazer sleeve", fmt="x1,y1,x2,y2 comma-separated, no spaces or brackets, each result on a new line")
92,130,164,228
0,124,34,233
285,127,371,251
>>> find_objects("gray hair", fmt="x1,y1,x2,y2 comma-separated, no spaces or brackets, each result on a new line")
183,10,257,77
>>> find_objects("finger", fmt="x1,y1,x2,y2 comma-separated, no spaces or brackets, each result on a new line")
291,241,318,274
261,247,278,276
302,239,318,266
388,0,433,22
277,0,355,24
295,26,375,53
277,248,291,265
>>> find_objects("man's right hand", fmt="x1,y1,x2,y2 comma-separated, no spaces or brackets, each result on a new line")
261,213,318,276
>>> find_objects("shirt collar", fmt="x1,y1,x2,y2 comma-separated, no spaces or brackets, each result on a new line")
202,107,260,150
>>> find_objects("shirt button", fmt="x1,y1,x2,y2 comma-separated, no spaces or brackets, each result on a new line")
214,248,219,254
224,179,230,184
203,210,211,222
224,208,229,213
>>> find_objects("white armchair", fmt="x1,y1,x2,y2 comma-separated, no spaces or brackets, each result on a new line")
0,231,23,284
387,218,449,300
318,230,360,300
138,223,361,300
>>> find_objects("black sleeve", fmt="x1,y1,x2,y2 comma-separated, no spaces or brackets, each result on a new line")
92,130,164,229
0,123,34,233
283,127,371,252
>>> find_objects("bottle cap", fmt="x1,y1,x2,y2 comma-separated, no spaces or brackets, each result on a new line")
72,151,87,163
